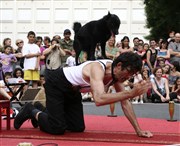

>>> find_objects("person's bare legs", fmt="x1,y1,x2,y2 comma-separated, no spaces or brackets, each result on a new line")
0,88,12,100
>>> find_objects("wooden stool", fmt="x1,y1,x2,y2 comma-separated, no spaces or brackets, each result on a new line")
0,100,11,131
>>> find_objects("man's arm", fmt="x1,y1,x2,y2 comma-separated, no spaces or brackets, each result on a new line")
114,82,153,137
90,64,151,106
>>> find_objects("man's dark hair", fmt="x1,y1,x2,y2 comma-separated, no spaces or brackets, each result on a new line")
27,31,36,37
133,37,139,42
112,52,142,74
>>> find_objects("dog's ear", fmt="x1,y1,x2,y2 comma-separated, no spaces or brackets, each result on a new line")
108,11,111,16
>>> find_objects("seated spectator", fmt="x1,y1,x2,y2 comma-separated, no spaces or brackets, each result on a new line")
141,67,151,102
151,67,173,103
168,61,180,91
38,75,45,87
171,77,180,102
157,59,165,68
0,72,14,100
162,64,171,80
131,72,144,104
13,67,24,79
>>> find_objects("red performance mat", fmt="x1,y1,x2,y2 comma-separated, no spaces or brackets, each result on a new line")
0,115,180,145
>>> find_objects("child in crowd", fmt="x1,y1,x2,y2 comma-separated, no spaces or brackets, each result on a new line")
22,31,41,89
136,43,146,65
0,45,17,73
132,72,144,104
13,68,24,79
65,49,76,67
0,72,13,100
171,77,180,102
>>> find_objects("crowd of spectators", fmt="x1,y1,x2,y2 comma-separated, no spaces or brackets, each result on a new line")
0,29,179,104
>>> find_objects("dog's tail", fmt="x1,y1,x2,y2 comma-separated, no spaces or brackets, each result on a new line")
73,22,82,34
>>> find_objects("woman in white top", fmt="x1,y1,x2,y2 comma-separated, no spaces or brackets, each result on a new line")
151,67,171,103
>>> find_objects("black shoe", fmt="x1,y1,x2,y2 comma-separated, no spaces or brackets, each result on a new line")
31,101,45,128
14,103,35,129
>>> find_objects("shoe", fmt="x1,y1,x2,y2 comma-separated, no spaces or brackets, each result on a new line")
31,101,45,128
140,100,144,104
132,100,138,104
14,103,35,129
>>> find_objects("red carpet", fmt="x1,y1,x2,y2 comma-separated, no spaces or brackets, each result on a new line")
0,115,180,145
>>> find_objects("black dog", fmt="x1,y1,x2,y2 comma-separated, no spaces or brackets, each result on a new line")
73,12,120,65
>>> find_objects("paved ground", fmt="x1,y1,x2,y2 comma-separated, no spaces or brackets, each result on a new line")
13,101,180,121
83,102,180,121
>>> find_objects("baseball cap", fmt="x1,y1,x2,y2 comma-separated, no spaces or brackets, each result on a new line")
64,29,71,34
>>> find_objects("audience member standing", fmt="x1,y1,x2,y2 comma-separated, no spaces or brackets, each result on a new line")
22,31,41,89
119,36,133,54
35,36,46,76
132,37,139,52
145,39,158,73
2,38,14,53
105,36,120,60
43,36,51,49
168,33,180,65
43,38,66,70
14,39,24,69
59,29,74,66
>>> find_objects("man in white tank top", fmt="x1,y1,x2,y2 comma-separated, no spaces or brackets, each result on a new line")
14,52,152,138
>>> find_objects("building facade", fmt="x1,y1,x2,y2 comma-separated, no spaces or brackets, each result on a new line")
0,0,149,46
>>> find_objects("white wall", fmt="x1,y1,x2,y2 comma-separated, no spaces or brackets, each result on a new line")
0,0,149,47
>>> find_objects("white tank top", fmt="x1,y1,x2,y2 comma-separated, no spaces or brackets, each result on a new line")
63,59,112,87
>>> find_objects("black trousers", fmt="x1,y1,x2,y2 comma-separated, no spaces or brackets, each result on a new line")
151,92,177,103
38,68,85,134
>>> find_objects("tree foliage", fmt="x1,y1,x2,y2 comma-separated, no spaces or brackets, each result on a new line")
144,0,180,41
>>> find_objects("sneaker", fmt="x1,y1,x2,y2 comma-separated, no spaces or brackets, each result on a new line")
132,100,138,104
31,101,45,128
14,103,35,129
139,100,144,104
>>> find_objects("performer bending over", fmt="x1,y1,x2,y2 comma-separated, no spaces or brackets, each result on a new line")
14,52,153,138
